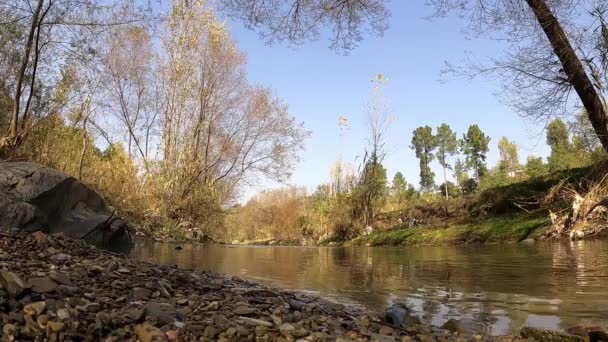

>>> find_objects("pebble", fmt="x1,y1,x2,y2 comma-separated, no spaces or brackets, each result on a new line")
0,270,26,297
23,301,46,316
28,276,58,293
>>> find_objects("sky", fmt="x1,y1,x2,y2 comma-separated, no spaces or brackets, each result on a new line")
217,2,553,200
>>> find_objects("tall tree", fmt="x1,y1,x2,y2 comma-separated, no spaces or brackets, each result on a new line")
525,156,548,178
435,123,458,199
453,158,469,189
391,171,408,208
497,136,519,172
411,126,437,191
358,74,392,224
546,118,580,170
461,124,490,182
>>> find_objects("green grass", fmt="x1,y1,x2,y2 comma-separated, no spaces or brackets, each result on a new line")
346,212,550,247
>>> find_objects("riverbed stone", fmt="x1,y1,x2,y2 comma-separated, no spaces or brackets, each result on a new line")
145,302,179,325
136,323,168,342
520,327,587,342
0,271,26,298
28,276,57,293
23,301,46,316
132,287,152,300
48,271,71,286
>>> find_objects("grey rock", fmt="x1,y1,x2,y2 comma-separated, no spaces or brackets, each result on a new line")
520,327,586,342
145,302,179,325
384,304,410,326
0,270,26,297
48,271,71,285
0,162,133,252
132,287,152,300
50,253,70,264
28,276,57,293
56,308,71,320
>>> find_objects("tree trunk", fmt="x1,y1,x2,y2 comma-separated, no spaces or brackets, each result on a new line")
11,0,44,139
525,0,608,152
442,165,449,200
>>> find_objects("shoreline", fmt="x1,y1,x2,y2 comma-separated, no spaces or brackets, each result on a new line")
0,230,482,341
1,230,600,341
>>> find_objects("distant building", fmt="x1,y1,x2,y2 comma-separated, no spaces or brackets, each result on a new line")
507,169,526,178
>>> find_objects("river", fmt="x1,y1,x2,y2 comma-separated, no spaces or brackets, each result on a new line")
131,240,608,336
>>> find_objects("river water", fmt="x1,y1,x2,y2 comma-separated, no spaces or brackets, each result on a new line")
131,240,608,336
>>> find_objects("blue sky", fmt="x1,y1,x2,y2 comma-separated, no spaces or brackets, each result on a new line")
218,2,552,199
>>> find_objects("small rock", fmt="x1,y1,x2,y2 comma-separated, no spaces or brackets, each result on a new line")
166,329,178,341
385,304,410,326
379,325,394,335
279,323,296,336
132,287,152,300
145,302,178,325
48,271,71,286
233,305,256,315
28,276,58,293
203,301,219,310
90,265,104,274
2,323,18,338
175,297,188,306
125,306,145,322
47,320,64,332
56,308,71,320
57,285,79,296
36,314,48,329
289,299,306,311
50,253,70,264
239,316,273,327
84,302,102,313
23,301,46,316
204,326,219,338
32,231,47,246
46,247,60,254
520,327,586,342
105,260,119,272
0,270,26,297
135,323,168,342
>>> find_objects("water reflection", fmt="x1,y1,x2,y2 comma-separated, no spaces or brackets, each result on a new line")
131,240,608,336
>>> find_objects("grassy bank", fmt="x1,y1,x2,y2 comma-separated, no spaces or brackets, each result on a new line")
342,213,550,247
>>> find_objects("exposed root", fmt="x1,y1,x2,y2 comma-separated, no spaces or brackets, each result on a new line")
544,170,608,240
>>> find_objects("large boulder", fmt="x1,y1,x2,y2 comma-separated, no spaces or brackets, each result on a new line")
0,162,133,252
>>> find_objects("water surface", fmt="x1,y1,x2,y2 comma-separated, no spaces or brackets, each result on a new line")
131,240,608,336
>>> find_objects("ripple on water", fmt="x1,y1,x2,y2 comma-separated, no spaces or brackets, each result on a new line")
131,239,608,335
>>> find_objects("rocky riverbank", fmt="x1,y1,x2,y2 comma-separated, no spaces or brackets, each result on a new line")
0,229,601,342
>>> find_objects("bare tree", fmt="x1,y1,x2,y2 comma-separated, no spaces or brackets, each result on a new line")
161,0,309,206
432,0,608,151
1,0,151,148
218,0,390,50
104,25,155,169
